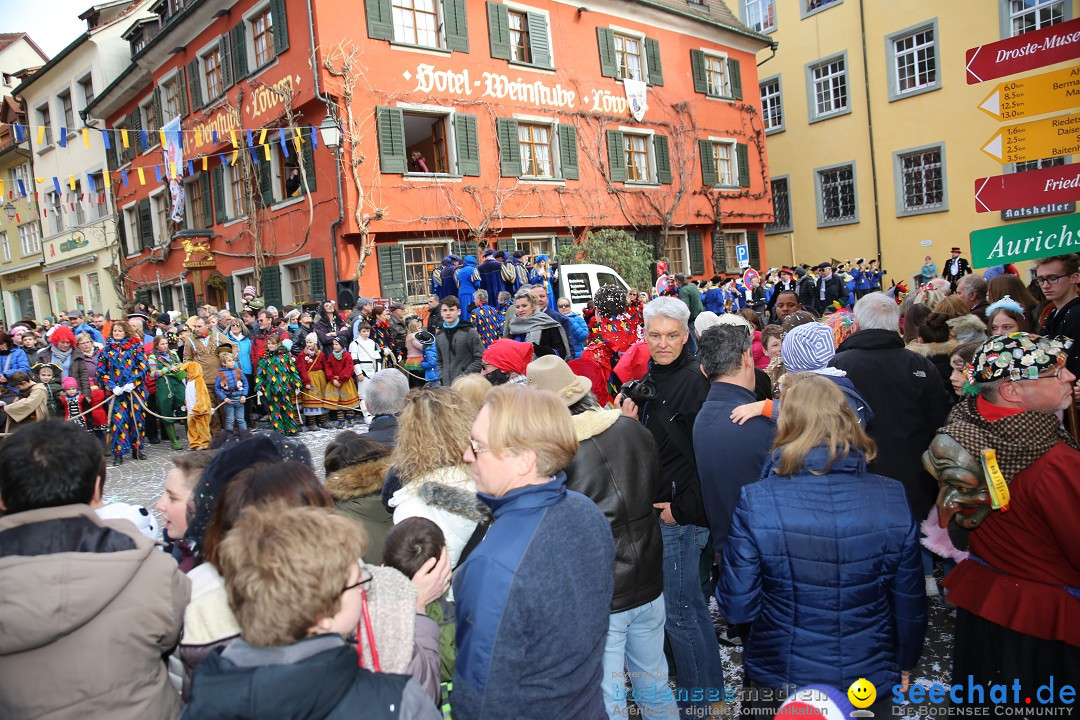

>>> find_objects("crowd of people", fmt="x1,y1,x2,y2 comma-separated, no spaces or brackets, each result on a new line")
0,252,1077,720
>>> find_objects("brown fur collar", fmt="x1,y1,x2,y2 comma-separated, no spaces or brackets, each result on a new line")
324,458,390,500
906,339,959,358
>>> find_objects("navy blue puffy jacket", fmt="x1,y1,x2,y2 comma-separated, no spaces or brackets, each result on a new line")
718,448,926,693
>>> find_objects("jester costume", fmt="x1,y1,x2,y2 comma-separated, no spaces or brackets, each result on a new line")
97,336,149,459
150,348,186,451
528,256,559,311
581,285,644,399
470,304,503,349
255,345,302,436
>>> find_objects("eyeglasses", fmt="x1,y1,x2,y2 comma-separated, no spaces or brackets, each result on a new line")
1035,273,1074,286
468,437,490,456
557,304,570,309
342,564,373,594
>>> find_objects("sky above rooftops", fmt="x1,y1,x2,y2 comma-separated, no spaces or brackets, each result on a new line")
0,1,89,59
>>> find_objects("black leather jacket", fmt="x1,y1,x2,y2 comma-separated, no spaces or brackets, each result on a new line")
564,412,664,613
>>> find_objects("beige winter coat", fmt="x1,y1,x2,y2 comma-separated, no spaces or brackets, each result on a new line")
0,504,190,719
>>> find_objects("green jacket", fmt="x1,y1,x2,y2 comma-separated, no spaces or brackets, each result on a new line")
678,283,704,322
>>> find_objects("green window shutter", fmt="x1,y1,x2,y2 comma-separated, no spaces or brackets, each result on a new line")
597,28,617,78
160,287,174,312
271,0,289,55
687,230,704,275
212,165,226,223
375,106,407,173
496,118,521,177
654,134,672,184
124,110,139,164
376,244,406,302
258,159,273,206
225,279,235,313
177,67,189,118
557,124,578,180
443,0,469,52
690,50,708,94
487,2,511,60
747,230,760,270
452,241,471,259
699,139,717,186
220,36,233,91
135,288,151,308
728,58,743,100
645,38,663,86
187,58,202,110
138,198,153,249
232,23,248,79
711,230,728,273
261,266,283,308
455,113,480,177
153,86,163,129
606,130,626,182
201,173,213,227
116,215,127,254
366,0,394,40
183,283,196,316
302,133,317,191
736,143,751,188
309,258,326,303
527,13,551,68
500,238,517,255
555,235,574,263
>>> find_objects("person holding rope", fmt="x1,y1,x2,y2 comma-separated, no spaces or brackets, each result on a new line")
255,331,303,436
97,320,149,466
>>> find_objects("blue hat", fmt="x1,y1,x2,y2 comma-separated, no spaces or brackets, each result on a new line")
482,249,494,257
494,250,506,259
464,255,477,265
441,257,453,265
448,254,462,262
782,322,836,373
535,254,550,263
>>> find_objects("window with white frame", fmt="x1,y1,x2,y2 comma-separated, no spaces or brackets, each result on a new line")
19,222,40,255
760,76,783,132
507,9,532,63
816,163,858,226
767,177,792,234
58,90,74,133
895,145,946,216
72,183,86,227
86,272,102,312
78,74,95,109
124,206,139,254
203,45,224,100
888,22,939,100
625,132,651,182
518,123,553,178
662,232,687,275
234,272,256,305
744,0,776,33
803,0,841,18
152,193,169,245
403,111,452,174
8,162,30,193
808,54,849,122
722,231,745,273
251,5,275,67
287,262,311,303
89,173,108,218
229,163,246,218
393,0,440,48
47,193,64,235
403,242,449,302
514,236,554,261
613,32,644,82
712,140,737,186
161,75,181,119
36,104,52,146
705,54,730,98
141,98,159,147
185,176,205,228
0,232,9,262
1007,0,1065,36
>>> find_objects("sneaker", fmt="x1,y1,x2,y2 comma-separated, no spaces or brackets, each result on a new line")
925,575,939,597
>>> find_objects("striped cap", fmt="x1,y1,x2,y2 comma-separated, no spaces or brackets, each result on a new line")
781,322,836,373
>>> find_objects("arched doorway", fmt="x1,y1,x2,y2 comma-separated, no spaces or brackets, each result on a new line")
206,272,228,311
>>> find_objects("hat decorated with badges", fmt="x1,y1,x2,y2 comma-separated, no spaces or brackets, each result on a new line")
970,333,1071,386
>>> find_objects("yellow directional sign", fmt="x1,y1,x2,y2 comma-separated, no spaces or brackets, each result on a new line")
978,65,1080,122
981,112,1080,165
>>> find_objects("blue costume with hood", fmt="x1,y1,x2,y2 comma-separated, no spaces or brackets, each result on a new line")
455,255,481,312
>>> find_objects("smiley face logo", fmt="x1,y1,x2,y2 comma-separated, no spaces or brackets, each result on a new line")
848,678,876,709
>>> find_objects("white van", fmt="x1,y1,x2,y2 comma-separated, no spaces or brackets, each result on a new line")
559,264,630,315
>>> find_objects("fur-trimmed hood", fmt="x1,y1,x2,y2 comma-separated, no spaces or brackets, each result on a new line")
947,314,987,343
323,458,390,501
389,465,491,524
905,338,959,359
571,408,620,442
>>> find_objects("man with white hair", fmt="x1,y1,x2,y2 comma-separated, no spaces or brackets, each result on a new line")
616,296,724,715
955,274,989,320
829,293,952,529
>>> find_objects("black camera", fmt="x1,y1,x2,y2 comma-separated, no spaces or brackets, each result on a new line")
621,378,657,405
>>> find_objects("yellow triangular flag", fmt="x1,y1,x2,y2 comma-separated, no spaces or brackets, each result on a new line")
201,156,208,170
121,129,130,149
195,129,202,146
0,180,4,196
82,128,90,147
263,143,271,160
159,129,167,147
258,128,267,146
137,167,146,185
36,126,45,145
103,171,111,188
230,150,239,165
69,175,76,190
170,162,178,179
229,129,238,147
292,127,302,154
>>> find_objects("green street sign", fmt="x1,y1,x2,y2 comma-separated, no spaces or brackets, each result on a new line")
969,213,1080,268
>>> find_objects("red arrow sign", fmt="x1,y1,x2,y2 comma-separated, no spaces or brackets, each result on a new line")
974,163,1080,213
966,18,1080,84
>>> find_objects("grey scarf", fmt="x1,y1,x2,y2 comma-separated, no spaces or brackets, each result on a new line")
508,312,567,354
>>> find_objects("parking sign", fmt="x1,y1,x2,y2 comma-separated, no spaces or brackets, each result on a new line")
736,244,750,269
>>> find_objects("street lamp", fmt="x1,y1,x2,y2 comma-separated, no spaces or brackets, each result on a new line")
3,202,15,221
318,114,341,149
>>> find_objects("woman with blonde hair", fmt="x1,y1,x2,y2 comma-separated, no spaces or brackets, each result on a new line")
387,387,489,571
450,373,492,420
718,373,925,716
506,288,570,358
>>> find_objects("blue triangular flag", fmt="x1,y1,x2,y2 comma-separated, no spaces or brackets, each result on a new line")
101,129,111,149
17,179,26,197
87,173,96,193
187,159,195,176
154,165,162,182
246,130,254,148
121,169,129,187
59,127,68,147
279,128,289,157
212,130,219,144
309,125,318,150
140,130,149,149
176,129,183,149
53,177,62,195
14,124,24,143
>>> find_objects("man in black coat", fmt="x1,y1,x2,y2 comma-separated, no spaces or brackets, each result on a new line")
814,262,844,314
829,293,952,522
941,247,972,292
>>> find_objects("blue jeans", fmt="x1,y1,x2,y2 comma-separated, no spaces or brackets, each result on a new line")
222,400,247,430
603,595,680,719
660,522,724,712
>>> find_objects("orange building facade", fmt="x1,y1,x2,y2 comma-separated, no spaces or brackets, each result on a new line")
88,0,773,312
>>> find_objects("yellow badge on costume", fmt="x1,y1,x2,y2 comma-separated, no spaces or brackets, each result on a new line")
981,449,1010,511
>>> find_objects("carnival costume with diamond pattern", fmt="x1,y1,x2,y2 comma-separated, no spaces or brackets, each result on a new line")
255,345,302,436
97,336,148,457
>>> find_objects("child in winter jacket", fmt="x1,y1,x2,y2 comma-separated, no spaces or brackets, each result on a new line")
349,323,383,420
31,362,63,418
60,376,91,428
322,338,359,429
419,332,439,386
214,353,249,430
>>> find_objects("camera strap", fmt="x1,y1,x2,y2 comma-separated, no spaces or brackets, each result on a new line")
653,401,698,473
